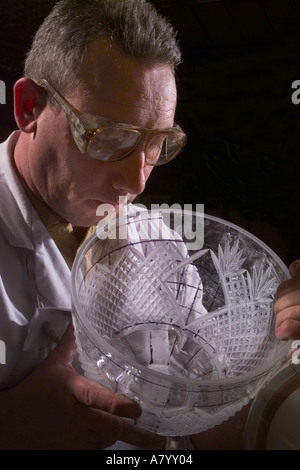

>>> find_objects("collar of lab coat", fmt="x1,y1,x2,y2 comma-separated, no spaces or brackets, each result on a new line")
0,131,46,250
0,132,72,310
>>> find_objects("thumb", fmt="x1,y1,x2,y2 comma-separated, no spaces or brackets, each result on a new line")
49,321,77,365
289,260,300,278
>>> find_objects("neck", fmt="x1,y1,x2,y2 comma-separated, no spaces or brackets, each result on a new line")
72,226,90,243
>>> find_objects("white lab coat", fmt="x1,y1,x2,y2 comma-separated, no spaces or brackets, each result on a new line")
0,132,71,389
0,133,140,449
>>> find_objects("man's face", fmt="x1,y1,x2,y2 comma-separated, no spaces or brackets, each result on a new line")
30,39,177,227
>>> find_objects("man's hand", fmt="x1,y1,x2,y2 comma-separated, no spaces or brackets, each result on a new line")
274,260,300,341
0,322,166,449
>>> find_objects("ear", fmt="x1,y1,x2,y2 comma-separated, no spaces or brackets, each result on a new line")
14,77,47,133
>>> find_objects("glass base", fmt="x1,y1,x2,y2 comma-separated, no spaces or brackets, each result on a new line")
165,435,196,450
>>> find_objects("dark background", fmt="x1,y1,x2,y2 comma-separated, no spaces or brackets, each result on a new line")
0,0,299,265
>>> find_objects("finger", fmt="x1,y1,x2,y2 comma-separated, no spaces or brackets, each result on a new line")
120,419,166,450
275,277,300,303
289,260,300,278
69,373,142,418
86,408,166,450
275,306,300,340
49,321,77,364
274,285,300,314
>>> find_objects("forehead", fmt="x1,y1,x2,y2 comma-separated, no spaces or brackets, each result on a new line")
67,38,177,126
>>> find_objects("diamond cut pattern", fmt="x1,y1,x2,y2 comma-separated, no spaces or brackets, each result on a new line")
72,212,290,436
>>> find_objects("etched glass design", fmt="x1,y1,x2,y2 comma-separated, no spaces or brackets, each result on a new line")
71,210,291,441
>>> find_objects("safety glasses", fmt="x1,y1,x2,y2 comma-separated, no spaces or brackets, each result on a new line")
39,79,187,166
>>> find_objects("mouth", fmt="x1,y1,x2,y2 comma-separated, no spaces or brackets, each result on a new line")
94,197,130,217
97,195,130,207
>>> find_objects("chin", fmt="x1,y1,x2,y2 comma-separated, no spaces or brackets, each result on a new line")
64,212,96,228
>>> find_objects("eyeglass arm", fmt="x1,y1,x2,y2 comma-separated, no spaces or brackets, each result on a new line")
38,79,86,137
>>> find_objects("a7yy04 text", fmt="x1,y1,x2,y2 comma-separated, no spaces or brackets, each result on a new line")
106,454,194,466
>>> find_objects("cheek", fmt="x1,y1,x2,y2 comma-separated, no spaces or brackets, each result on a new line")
144,165,154,181
45,107,78,159
69,158,110,196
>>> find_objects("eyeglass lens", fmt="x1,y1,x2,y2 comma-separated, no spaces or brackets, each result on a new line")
87,128,180,164
88,128,140,160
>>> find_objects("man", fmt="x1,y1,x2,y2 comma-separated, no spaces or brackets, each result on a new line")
0,0,184,449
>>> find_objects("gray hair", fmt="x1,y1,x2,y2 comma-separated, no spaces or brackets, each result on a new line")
24,0,182,93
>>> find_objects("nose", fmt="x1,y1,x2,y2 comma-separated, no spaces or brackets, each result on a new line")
111,149,149,197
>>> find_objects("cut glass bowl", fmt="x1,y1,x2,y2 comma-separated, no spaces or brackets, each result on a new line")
71,209,291,437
